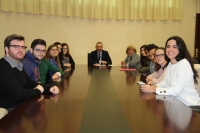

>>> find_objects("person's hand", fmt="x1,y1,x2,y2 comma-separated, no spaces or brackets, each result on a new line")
100,60,107,65
35,85,44,93
93,63,100,66
50,86,59,94
140,84,156,93
52,73,60,80
52,77,61,82
121,61,125,65
64,63,71,67
147,81,153,85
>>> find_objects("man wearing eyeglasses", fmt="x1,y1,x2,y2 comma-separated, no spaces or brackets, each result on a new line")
22,39,64,85
146,44,159,73
0,34,59,111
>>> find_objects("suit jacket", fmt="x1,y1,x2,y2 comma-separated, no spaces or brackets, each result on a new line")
88,50,112,65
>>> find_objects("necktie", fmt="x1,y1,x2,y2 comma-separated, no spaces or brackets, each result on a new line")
98,52,100,61
130,56,132,61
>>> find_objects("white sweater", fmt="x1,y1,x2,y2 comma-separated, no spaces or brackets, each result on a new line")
156,59,200,105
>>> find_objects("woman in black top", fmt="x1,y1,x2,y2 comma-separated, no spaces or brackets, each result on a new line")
59,43,75,71
140,44,150,67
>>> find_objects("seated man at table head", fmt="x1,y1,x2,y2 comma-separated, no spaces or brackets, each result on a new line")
88,42,112,66
0,34,59,111
22,39,64,85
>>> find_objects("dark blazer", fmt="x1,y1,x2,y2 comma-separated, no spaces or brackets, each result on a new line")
88,50,112,65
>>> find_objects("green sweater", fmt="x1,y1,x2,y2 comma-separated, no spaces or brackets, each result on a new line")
39,59,64,84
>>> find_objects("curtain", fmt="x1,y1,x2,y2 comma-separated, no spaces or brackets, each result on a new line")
0,0,182,20
197,0,200,13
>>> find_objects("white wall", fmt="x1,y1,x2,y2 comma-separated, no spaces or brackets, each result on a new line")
0,0,197,64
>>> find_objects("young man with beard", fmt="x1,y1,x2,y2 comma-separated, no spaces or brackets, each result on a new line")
0,34,59,111
22,39,64,85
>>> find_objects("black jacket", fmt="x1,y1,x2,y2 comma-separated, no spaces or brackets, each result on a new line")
88,50,112,65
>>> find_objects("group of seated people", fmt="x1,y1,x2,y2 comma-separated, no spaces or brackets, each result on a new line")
21,39,75,85
0,34,200,119
91,37,200,106
138,37,200,106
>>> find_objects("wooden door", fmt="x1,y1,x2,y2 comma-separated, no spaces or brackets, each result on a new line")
194,13,200,63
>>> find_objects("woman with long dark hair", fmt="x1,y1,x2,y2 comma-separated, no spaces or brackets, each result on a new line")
140,45,150,67
59,43,75,71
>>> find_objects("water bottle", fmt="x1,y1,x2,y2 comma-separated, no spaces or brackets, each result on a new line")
126,62,129,68
99,59,101,65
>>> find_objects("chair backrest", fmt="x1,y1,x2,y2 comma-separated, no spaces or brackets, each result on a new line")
88,53,91,65
192,57,199,64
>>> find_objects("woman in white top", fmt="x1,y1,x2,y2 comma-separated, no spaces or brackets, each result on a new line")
140,36,200,105
146,47,169,85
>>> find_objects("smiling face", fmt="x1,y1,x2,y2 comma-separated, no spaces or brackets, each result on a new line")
49,46,59,58
155,49,167,67
30,44,46,61
96,43,103,52
166,40,180,64
127,48,135,55
57,44,62,54
140,48,146,56
62,45,68,55
148,48,156,63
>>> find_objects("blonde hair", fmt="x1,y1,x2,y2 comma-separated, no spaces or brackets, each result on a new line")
126,45,137,54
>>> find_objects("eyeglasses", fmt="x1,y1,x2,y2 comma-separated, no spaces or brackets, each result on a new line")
148,54,155,58
34,49,46,53
9,45,27,50
50,48,58,51
154,54,164,59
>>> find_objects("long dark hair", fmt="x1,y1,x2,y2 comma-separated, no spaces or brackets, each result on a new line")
165,36,198,83
140,45,149,67
59,43,70,60
155,47,169,71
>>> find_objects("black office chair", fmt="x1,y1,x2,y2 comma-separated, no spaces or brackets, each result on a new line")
88,53,91,65
192,57,199,64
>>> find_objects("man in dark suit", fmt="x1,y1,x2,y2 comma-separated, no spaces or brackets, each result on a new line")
89,42,112,66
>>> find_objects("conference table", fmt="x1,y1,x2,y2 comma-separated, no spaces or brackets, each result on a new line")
0,65,200,133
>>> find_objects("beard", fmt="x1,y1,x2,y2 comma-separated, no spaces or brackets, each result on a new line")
32,52,43,61
34,56,43,61
8,51,25,61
